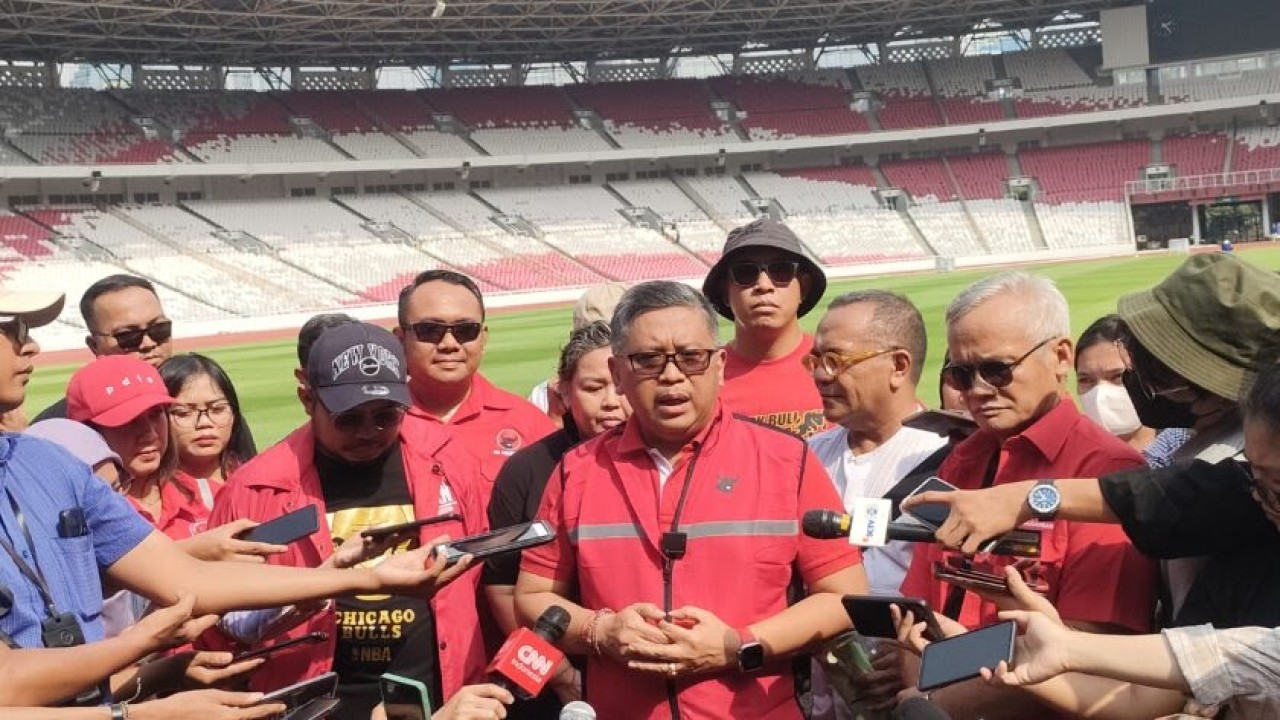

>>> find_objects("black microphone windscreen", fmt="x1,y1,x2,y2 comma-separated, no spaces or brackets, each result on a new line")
802,509,842,538
534,605,571,642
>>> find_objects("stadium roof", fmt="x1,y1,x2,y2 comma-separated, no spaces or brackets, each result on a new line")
0,0,1134,68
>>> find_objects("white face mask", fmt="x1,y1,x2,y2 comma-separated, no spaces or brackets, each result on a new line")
1080,381,1142,437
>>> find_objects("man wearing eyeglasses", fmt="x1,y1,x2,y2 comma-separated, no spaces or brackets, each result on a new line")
804,291,945,720
701,218,829,438
209,321,490,718
394,270,554,504
893,271,1153,719
516,280,866,720
34,275,173,423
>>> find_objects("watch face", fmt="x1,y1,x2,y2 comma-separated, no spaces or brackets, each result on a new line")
740,642,765,671
1029,485,1058,512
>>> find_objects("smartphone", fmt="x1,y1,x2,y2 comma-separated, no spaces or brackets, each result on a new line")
903,477,957,530
256,671,340,720
902,409,978,437
233,631,328,663
431,520,555,567
381,673,432,720
360,513,463,542
242,505,320,546
917,620,1016,691
932,562,1011,596
841,595,943,640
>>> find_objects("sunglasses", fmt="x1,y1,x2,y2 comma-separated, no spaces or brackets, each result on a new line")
941,338,1056,392
93,320,173,353
728,261,799,288
802,347,896,377
626,349,717,378
0,316,30,348
332,405,406,434
409,321,483,345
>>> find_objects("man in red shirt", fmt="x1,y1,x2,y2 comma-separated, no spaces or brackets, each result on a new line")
702,218,828,437
394,270,555,505
209,321,490,719
898,271,1155,718
516,280,866,720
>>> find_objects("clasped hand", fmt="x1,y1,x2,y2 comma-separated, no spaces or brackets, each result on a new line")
602,603,738,678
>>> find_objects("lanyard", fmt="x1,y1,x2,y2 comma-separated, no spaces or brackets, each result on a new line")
0,488,61,617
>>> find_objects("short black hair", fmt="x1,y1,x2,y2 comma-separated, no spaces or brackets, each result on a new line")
1075,314,1131,370
1243,362,1280,429
297,313,359,367
80,274,158,331
397,270,486,329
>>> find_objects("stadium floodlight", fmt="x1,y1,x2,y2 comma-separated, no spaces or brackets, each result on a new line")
432,0,447,19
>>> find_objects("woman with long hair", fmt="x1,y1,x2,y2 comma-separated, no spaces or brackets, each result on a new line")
159,353,256,496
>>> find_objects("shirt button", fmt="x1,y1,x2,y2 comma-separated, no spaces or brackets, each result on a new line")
439,641,448,650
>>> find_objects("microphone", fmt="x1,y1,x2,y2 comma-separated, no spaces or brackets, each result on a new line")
487,605,570,700
560,700,597,719
802,505,936,544
891,696,954,720
802,504,1041,557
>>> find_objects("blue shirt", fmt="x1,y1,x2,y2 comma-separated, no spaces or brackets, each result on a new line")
0,433,153,648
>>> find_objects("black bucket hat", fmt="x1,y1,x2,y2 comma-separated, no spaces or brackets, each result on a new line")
701,218,827,320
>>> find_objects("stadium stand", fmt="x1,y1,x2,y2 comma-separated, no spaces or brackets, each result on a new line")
0,88,182,165
946,152,1011,199
1035,201,1131,249
1233,127,1280,172
1005,50,1144,117
907,202,988,257
963,199,1038,253
567,79,740,148
1162,132,1229,177
1020,140,1151,202
1161,67,1280,104
708,72,871,139
880,158,959,202
0,211,57,259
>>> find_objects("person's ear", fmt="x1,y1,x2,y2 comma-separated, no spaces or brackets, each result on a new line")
888,350,912,391
1052,337,1074,382
298,384,315,416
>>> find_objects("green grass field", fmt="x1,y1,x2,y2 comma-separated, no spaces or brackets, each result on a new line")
26,249,1280,447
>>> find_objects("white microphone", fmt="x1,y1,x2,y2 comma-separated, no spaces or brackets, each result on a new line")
560,700,596,719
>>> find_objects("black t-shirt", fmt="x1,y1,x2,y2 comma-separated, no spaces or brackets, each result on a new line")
316,445,441,720
483,423,580,587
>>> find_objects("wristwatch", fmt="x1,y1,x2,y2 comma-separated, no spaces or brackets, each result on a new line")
1027,480,1061,521
736,627,765,673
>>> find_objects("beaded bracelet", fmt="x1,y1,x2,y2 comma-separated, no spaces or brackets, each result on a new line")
580,608,614,655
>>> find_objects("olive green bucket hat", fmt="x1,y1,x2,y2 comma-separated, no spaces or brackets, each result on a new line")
1117,253,1280,402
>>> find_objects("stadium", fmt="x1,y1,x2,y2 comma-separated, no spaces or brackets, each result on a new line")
8,0,1280,440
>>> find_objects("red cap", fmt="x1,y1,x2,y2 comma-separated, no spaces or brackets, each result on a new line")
67,355,175,427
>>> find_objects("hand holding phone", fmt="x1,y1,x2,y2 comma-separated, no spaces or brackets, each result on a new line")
233,631,328,663
903,477,958,530
841,595,943,641
917,620,1016,691
431,520,555,567
932,562,1012,596
381,673,432,720
242,505,320,546
361,513,463,542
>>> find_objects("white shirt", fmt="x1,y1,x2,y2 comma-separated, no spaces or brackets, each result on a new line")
808,424,948,596
808,424,948,720
647,448,675,491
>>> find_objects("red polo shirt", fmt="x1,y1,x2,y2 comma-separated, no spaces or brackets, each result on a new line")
409,373,555,507
721,335,827,438
127,471,220,541
901,398,1156,632
523,403,861,720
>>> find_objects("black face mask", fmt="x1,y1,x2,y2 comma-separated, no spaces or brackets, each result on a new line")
1122,369,1198,429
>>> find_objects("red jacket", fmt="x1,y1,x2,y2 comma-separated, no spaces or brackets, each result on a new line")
523,403,862,720
206,415,489,696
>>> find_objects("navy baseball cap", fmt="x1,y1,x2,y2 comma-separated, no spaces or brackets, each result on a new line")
306,322,411,415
